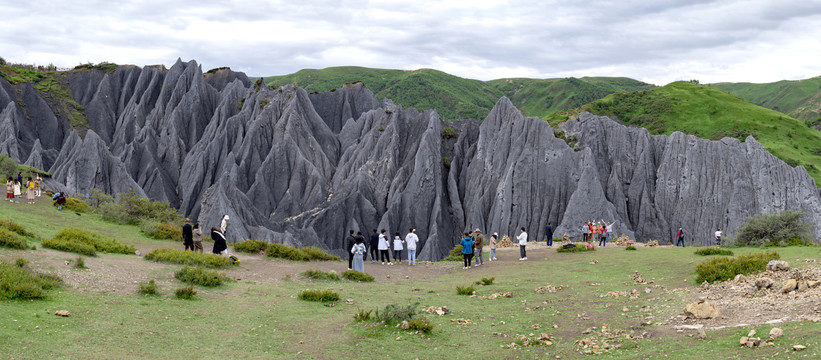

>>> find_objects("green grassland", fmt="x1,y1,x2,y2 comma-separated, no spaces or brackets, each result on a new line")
263,66,654,121
713,76,821,122
578,81,821,184
2,198,821,359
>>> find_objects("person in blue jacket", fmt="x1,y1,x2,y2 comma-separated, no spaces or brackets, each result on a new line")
460,233,474,269
545,222,554,246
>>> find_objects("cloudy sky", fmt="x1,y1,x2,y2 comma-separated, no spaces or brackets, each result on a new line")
2,0,820,85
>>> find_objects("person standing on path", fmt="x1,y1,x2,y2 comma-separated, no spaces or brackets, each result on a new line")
378,229,392,265
193,223,204,253
35,174,42,197
12,179,21,203
6,177,13,202
211,227,227,255
369,229,379,263
676,228,685,247
517,227,528,260
182,218,194,251
405,228,419,266
715,228,722,246
346,230,356,270
220,215,229,233
582,222,589,242
460,233,474,269
392,232,404,264
489,233,498,261
17,172,22,187
601,219,615,247
351,236,366,272
25,177,35,204
473,229,484,266
545,222,553,247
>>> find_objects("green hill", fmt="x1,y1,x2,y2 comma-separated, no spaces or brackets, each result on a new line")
262,67,654,121
581,81,821,184
712,77,821,123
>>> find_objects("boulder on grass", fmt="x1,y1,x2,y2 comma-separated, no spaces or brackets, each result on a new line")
683,300,720,319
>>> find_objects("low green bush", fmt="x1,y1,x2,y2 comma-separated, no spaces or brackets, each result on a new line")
98,190,183,225
625,246,637,251
0,260,61,300
139,279,158,296
74,256,85,269
300,246,341,261
374,303,419,325
64,197,91,213
695,251,780,283
342,270,374,282
15,258,29,267
456,285,475,295
174,266,227,287
302,269,340,281
734,210,813,247
266,243,305,261
354,308,373,322
233,240,268,254
43,228,135,255
175,285,197,300
475,277,494,285
694,247,734,256
442,244,463,261
144,248,235,268
0,228,27,249
557,245,596,253
42,238,96,256
0,219,36,238
408,318,433,334
140,220,181,241
298,289,340,302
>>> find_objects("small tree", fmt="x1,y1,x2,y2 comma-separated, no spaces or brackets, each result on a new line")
734,210,813,247
0,154,18,178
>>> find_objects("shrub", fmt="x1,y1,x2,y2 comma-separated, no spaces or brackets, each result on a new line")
140,220,180,241
374,303,419,325
354,308,373,322
88,188,114,208
625,246,637,251
15,258,29,267
0,154,17,178
144,248,235,268
302,269,340,281
298,289,340,302
42,238,96,256
476,277,495,285
139,279,158,296
74,256,85,269
43,228,135,255
0,260,62,300
441,127,457,138
408,318,433,334
694,247,734,256
64,197,91,213
557,245,596,253
233,240,268,254
456,285,475,295
734,210,813,247
342,270,374,282
0,219,36,238
266,243,305,261
442,244,463,261
0,228,28,249
98,190,183,225
174,266,226,287
300,246,341,261
695,251,780,283
175,285,197,300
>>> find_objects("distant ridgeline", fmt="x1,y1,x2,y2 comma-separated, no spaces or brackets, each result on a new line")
1,59,819,260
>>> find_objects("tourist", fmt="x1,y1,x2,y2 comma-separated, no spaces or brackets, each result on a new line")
351,236,366,272
715,228,722,246
211,227,227,255
460,232,474,269
517,227,528,260
545,222,553,246
601,219,615,247
220,214,229,233
346,230,356,270
193,223,204,253
474,229,484,266
25,177,34,204
676,227,685,247
405,228,419,266
588,221,595,243
35,174,42,197
12,178,21,203
369,229,379,263
6,177,13,202
392,232,404,264
489,232,498,261
53,192,66,210
597,222,606,247
182,218,194,251
378,229,391,265
17,171,22,187
582,221,589,242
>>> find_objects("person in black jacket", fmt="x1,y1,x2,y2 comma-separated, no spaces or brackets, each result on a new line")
211,227,227,255
182,218,193,251
346,230,356,270
369,229,379,263
545,222,553,247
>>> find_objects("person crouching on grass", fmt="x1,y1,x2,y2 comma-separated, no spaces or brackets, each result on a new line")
460,232,474,269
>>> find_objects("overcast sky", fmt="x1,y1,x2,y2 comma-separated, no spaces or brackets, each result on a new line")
2,0,820,85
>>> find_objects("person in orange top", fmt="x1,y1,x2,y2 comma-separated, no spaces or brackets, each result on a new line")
25,177,35,204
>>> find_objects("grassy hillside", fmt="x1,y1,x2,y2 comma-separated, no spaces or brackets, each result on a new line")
263,66,654,121
713,77,821,122
581,81,821,184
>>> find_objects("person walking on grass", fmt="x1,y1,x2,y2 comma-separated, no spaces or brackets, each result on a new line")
369,229,379,263
25,177,35,204
392,232,404,264
676,227,685,247
6,177,13,202
35,174,42,197
12,178,21,203
474,229,484,266
351,236,366,272
460,232,474,269
193,223,204,253
517,227,528,260
182,218,194,251
405,228,419,266
715,228,722,246
600,219,615,247
582,221,589,242
489,233,498,261
346,230,356,270
545,222,554,247
17,171,22,187
378,229,391,265
211,227,227,255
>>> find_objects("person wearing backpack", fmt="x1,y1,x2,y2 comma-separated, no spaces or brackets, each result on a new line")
676,228,685,247
460,233,474,269
369,229,379,263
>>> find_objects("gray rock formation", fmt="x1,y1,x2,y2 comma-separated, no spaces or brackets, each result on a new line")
1,59,818,259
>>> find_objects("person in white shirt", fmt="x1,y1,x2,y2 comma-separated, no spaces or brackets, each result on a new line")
378,229,391,265
517,227,528,260
392,232,404,264
405,228,419,265
715,228,722,246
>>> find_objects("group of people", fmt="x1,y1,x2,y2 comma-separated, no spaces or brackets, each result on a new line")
348,228,420,272
580,220,616,247
181,214,231,256
459,227,530,269
5,172,41,204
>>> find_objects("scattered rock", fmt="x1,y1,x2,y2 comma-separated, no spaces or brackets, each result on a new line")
683,300,720,319
54,310,70,317
809,281,820,289
793,344,806,351
769,327,783,339
755,278,774,290
734,274,745,282
425,306,450,316
345,299,354,305
781,279,797,293
386,275,391,279
747,329,756,337
774,261,790,271
697,327,707,340
399,321,409,329
589,260,598,265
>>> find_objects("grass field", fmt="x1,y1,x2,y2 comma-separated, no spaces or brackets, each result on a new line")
2,199,820,359
713,77,821,122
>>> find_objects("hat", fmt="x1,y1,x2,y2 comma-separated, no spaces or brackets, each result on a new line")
493,232,498,236
224,215,230,220
474,228,481,233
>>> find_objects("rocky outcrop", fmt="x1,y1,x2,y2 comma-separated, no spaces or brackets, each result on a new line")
1,59,819,259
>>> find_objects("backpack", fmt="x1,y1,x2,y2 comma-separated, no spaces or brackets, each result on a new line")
229,255,240,264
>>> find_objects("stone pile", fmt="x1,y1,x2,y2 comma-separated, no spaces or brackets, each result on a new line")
614,234,632,246
497,235,515,248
